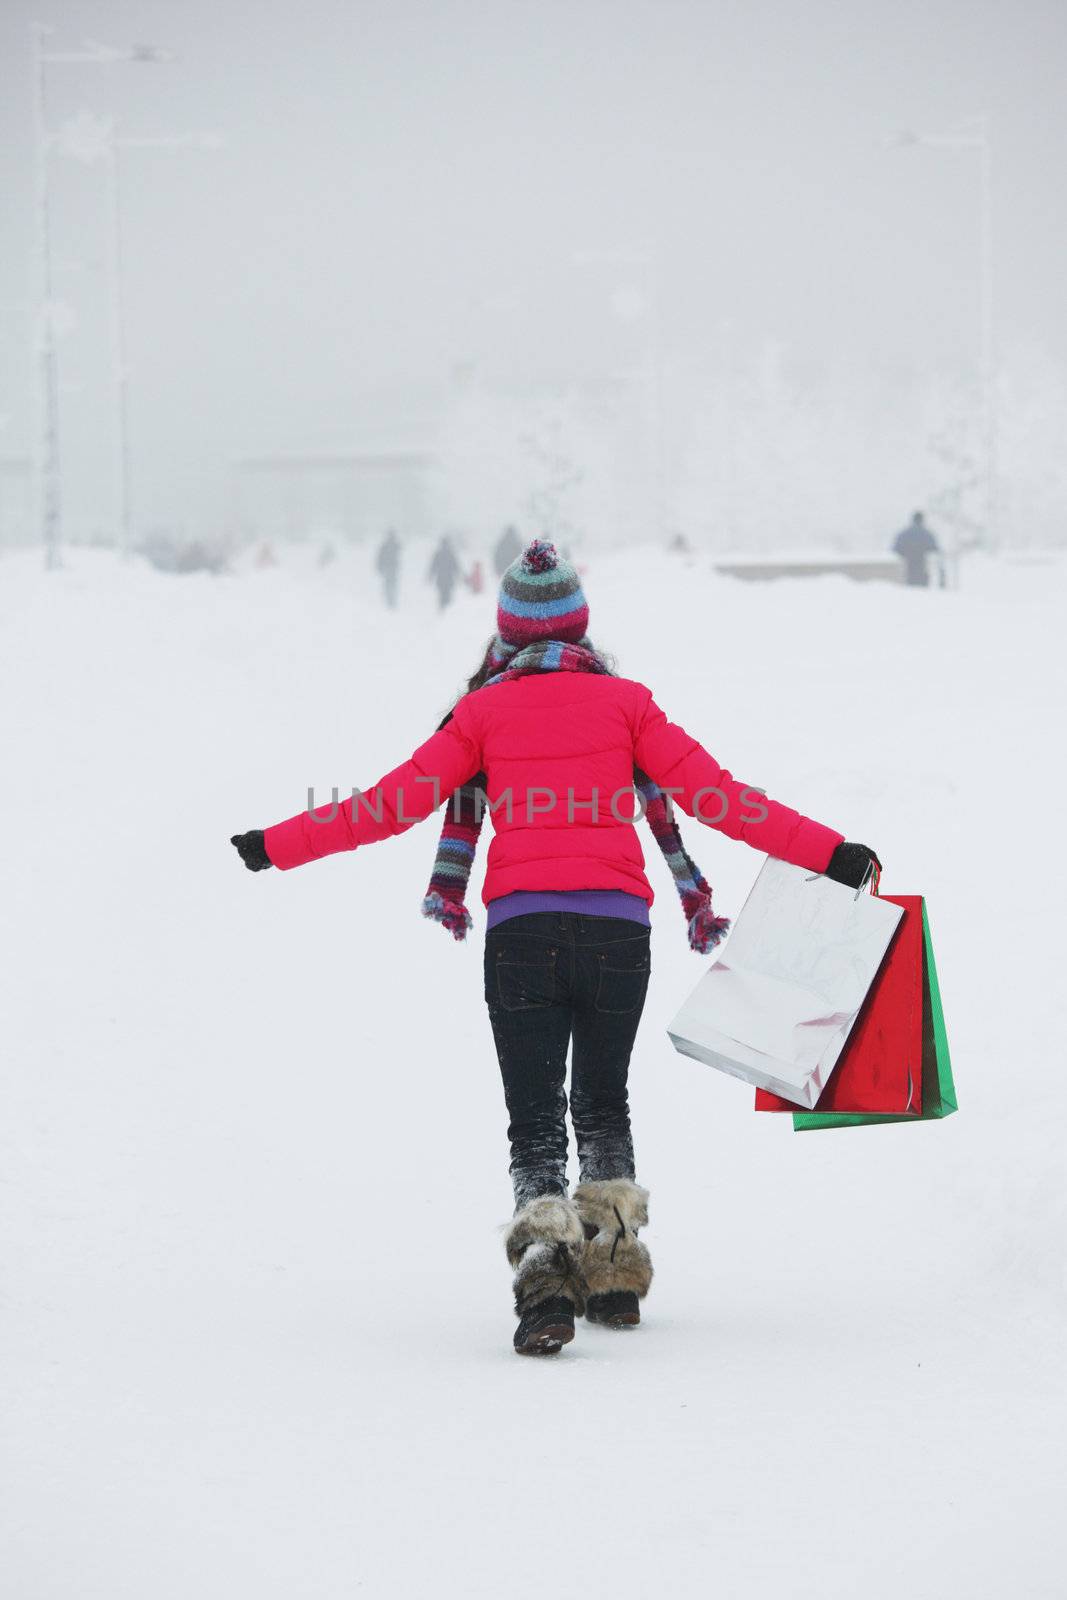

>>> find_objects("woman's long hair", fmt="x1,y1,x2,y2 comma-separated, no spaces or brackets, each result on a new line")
436,635,500,731
437,634,615,732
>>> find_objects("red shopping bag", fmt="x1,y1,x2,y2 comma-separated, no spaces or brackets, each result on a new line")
755,895,924,1116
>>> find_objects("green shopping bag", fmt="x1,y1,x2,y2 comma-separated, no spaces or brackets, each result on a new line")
793,902,957,1130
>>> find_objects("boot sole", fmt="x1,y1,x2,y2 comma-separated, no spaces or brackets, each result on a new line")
514,1320,576,1355
586,1310,640,1329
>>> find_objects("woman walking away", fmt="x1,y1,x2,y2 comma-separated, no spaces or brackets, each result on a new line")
231,540,879,1356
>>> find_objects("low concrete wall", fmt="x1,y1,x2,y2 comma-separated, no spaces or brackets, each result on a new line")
714,556,904,584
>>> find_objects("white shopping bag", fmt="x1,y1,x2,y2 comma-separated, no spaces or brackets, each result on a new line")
666,857,903,1108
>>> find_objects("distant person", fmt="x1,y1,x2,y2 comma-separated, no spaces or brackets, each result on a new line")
892,511,941,588
318,540,337,568
255,541,277,570
175,540,224,575
376,528,402,609
667,532,692,554
493,525,523,578
428,534,461,610
467,559,485,596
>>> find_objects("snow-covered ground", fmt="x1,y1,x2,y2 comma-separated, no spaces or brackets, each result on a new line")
1,543,1064,1599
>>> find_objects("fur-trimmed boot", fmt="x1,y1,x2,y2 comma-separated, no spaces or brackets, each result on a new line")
573,1179,653,1329
504,1195,587,1356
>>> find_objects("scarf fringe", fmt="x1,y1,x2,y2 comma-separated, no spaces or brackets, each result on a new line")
421,891,473,941
687,901,731,955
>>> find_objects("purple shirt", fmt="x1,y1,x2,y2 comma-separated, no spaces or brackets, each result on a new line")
486,889,651,932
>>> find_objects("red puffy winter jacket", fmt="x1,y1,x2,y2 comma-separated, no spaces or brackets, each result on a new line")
263,672,843,905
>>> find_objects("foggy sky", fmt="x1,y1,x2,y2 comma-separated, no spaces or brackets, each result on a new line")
1,0,1065,538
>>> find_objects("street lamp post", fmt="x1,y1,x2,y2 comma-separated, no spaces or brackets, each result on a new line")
573,247,664,544
892,116,997,552
977,119,996,554
104,132,220,558
31,25,62,569
104,134,131,562
29,30,171,569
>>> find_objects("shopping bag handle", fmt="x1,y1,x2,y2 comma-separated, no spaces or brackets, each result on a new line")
808,856,881,900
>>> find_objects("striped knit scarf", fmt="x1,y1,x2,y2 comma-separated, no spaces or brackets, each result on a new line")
421,640,730,954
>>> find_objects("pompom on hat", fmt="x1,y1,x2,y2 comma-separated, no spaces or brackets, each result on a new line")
495,539,589,653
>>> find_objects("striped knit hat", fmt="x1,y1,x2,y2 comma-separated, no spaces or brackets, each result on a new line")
495,539,589,656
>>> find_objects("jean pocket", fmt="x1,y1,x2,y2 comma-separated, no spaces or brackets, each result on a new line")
594,947,651,1014
494,948,559,1011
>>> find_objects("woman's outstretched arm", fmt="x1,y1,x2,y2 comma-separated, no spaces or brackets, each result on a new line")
239,700,482,872
630,685,845,873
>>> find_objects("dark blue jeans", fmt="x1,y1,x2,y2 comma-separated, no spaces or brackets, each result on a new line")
484,912,652,1210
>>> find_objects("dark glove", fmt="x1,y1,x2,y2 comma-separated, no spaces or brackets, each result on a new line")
824,841,881,889
230,829,273,872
